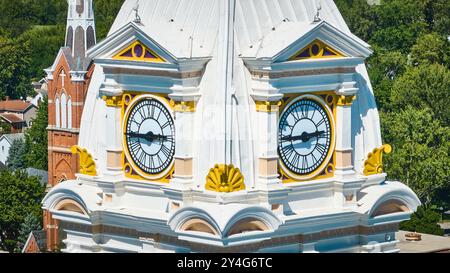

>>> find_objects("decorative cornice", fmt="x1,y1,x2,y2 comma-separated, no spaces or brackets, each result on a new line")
71,146,97,176
337,95,356,106
255,100,282,112
205,164,245,193
364,145,392,176
102,95,123,107
250,67,356,80
69,70,88,82
59,221,399,252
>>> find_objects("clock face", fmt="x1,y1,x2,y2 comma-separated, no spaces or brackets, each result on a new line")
124,97,175,176
278,97,333,177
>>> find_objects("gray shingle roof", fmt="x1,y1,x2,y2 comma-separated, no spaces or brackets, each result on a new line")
1,133,25,144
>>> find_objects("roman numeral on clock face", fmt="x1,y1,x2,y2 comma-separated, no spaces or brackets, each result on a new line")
125,98,175,176
278,98,333,176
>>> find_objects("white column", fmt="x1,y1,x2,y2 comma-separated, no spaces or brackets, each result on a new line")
170,101,196,190
100,79,123,176
334,95,355,177
254,100,284,191
333,86,362,207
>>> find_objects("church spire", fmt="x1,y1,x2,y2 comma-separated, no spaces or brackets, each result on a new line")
65,0,96,61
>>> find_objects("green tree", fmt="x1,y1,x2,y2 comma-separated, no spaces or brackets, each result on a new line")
390,64,450,126
6,138,27,170
400,205,444,236
16,213,42,252
382,107,450,205
24,97,48,171
94,0,125,39
0,169,45,252
410,33,450,67
18,25,65,80
367,48,407,110
0,37,33,99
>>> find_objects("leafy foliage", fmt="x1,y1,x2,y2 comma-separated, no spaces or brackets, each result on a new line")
7,138,27,170
0,37,33,99
0,0,124,81
16,213,42,252
382,107,450,204
400,206,444,236
0,170,45,252
336,0,450,212
24,97,48,171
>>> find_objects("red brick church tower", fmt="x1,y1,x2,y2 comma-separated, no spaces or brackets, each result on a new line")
43,0,96,251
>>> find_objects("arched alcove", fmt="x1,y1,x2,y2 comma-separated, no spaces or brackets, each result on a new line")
55,199,88,215
371,200,410,217
227,218,270,237
180,218,219,235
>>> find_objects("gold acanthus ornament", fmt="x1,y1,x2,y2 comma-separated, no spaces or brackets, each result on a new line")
337,95,356,106
206,164,246,193
102,95,123,107
363,144,392,176
170,100,197,112
255,100,282,112
71,146,97,176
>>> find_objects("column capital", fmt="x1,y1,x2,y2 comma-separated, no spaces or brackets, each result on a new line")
255,100,282,112
102,95,123,107
170,100,197,112
337,95,356,107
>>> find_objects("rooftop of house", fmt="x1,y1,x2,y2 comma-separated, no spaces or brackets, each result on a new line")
0,113,25,124
0,133,25,144
22,230,47,253
26,167,48,186
0,99,34,113
396,230,450,253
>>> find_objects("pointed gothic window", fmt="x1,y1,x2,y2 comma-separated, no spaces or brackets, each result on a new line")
76,0,84,14
113,41,165,63
67,97,72,129
74,26,86,58
61,93,67,129
55,96,61,128
66,26,73,49
86,26,96,50
290,40,342,61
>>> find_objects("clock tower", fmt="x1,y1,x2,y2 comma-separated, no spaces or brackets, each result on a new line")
42,0,420,253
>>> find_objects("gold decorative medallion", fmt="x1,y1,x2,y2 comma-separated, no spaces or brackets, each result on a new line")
113,40,165,63
71,146,97,176
290,40,343,61
206,164,245,193
363,144,392,176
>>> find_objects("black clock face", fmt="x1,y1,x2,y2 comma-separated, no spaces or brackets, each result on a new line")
125,98,175,175
278,98,332,176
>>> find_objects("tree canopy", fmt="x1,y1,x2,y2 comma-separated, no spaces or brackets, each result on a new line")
0,170,45,252
336,0,450,228
24,97,49,171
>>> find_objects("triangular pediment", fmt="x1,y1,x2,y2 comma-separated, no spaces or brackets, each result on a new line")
289,40,343,61
113,40,166,63
87,22,178,65
242,21,372,66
